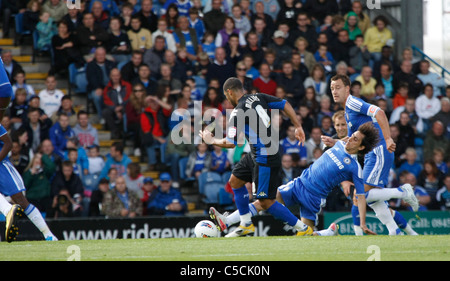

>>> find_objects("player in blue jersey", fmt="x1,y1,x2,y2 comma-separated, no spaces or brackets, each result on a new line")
211,122,388,235
0,57,13,122
0,125,58,241
200,77,311,237
325,74,419,235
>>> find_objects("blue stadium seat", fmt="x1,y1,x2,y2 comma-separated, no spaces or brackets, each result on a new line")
178,157,195,181
219,187,233,206
68,63,88,94
202,182,223,204
14,13,31,46
198,172,223,195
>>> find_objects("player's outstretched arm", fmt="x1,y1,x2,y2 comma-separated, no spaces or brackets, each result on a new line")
356,194,377,235
282,101,305,145
199,129,236,149
375,109,396,153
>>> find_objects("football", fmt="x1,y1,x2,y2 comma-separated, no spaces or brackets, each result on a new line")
194,220,219,238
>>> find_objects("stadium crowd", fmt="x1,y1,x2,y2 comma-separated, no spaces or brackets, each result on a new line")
1,0,449,219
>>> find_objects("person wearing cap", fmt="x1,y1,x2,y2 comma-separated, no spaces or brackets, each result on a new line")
147,172,187,216
141,176,157,215
268,29,292,71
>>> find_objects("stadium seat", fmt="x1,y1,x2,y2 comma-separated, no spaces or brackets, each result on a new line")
198,172,223,195
221,171,232,184
14,13,31,46
202,182,223,204
68,63,88,94
218,187,233,206
178,156,195,181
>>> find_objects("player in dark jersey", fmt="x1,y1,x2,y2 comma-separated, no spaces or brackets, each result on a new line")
199,77,312,237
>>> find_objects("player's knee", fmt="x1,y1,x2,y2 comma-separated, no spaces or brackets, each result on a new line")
259,198,275,210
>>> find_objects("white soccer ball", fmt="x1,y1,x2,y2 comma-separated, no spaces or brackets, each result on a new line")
194,220,219,238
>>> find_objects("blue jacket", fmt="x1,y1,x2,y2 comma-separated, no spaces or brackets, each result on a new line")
49,122,76,157
147,186,187,216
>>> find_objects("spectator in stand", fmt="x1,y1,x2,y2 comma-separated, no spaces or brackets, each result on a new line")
186,142,212,179
10,140,30,175
35,11,58,52
141,177,158,215
431,97,450,138
73,110,99,148
203,0,227,36
417,60,447,98
147,173,187,216
294,37,316,74
61,6,83,33
38,75,64,119
174,16,200,61
121,51,144,83
152,18,177,53
9,88,28,130
392,82,409,110
76,12,109,60
143,35,168,77
99,141,132,180
276,61,305,108
376,62,395,98
42,0,67,22
158,63,183,99
290,12,318,53
231,4,251,35
436,174,450,211
215,16,246,49
417,160,445,210
423,120,450,163
206,47,236,88
86,46,116,119
39,138,62,174
23,0,41,33
188,7,205,42
125,83,147,156
88,178,110,217
51,95,77,128
397,147,423,179
279,153,303,185
102,68,132,140
253,63,277,96
163,3,180,33
303,64,327,103
345,1,370,35
433,148,448,175
415,84,441,126
393,60,423,99
124,162,145,200
242,32,265,70
120,2,133,31
355,66,377,100
50,160,84,218
396,111,416,150
314,44,335,75
49,113,76,158
305,127,324,165
87,144,105,177
210,145,231,175
280,125,308,168
268,30,292,70
141,95,172,171
235,61,253,94
343,11,362,41
253,0,280,22
12,70,35,100
50,20,85,75
91,0,110,31
1,50,24,83
19,108,51,153
136,0,158,32
349,35,370,77
102,176,143,217
127,15,153,52
363,15,392,67
106,17,132,65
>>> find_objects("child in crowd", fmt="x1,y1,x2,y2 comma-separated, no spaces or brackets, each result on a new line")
393,82,409,109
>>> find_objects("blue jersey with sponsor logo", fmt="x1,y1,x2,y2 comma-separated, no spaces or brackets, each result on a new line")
299,140,364,198
345,95,385,146
225,93,286,167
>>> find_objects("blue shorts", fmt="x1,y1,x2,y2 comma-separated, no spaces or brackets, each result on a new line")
0,160,25,196
278,178,326,226
363,144,394,188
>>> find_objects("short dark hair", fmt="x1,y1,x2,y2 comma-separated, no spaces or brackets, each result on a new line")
223,77,244,94
358,122,380,155
331,74,351,88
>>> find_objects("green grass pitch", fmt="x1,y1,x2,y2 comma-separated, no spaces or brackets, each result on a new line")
0,235,448,261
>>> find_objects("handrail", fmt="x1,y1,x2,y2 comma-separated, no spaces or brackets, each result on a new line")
411,44,450,80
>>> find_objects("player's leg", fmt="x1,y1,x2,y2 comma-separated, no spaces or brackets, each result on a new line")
391,209,418,235
10,192,58,241
0,193,24,242
2,160,58,241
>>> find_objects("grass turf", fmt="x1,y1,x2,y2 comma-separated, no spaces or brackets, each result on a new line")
0,235,448,261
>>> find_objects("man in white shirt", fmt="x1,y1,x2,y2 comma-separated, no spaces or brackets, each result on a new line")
417,60,447,98
38,75,64,118
416,83,441,120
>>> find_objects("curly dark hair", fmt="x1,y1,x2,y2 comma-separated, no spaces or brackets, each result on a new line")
358,122,380,155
